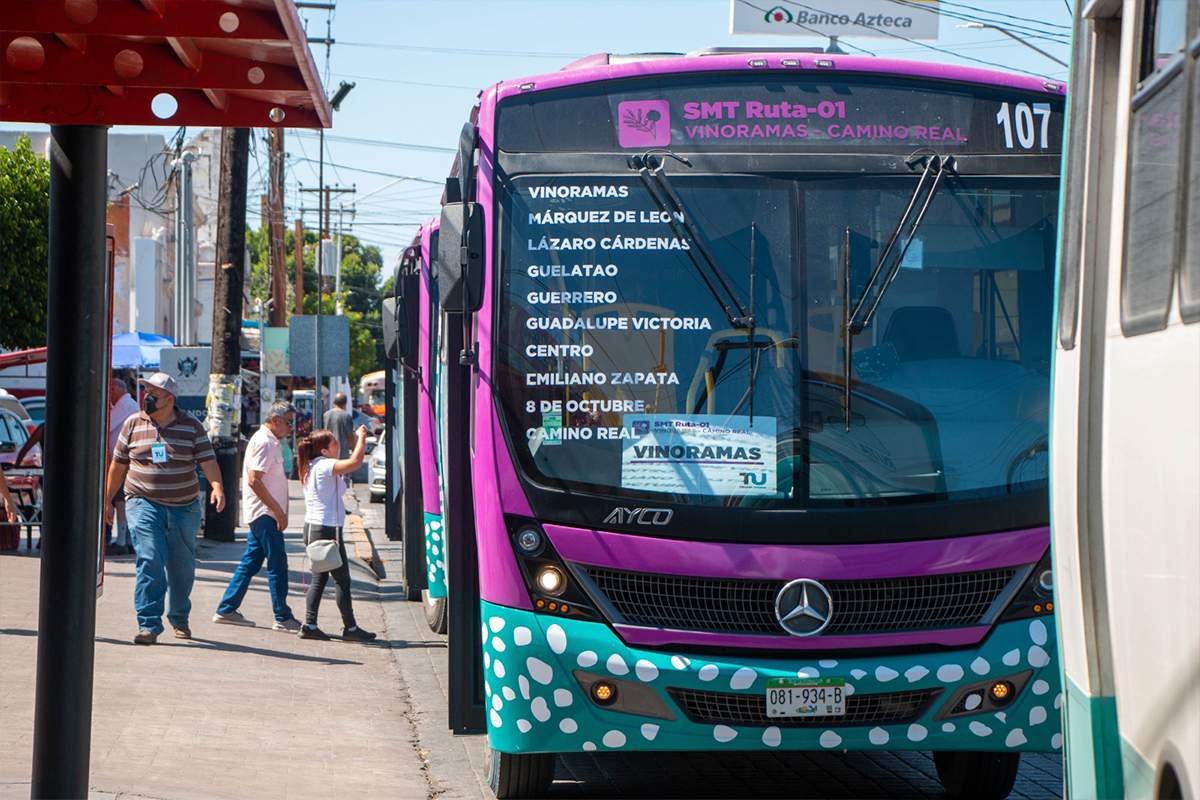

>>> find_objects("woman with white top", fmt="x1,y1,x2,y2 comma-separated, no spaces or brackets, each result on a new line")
296,424,375,642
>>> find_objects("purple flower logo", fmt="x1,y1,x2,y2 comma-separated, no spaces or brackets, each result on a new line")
618,100,671,148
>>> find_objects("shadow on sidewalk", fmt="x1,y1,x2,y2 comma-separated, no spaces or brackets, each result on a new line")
94,634,366,666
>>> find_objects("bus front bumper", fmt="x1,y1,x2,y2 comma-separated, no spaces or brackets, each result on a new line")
480,601,1062,755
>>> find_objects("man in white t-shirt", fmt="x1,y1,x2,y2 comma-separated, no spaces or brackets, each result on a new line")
212,401,302,632
106,374,141,555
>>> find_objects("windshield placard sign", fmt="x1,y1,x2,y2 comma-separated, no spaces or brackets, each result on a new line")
621,415,777,496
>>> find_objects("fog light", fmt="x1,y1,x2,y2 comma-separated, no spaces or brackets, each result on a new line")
536,565,566,595
517,528,543,554
990,681,1015,705
1037,568,1053,592
591,681,617,705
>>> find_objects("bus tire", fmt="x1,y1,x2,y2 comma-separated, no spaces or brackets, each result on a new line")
486,745,555,799
422,590,447,634
933,751,1021,800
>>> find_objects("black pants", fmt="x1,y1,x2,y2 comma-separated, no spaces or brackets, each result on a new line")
305,531,356,629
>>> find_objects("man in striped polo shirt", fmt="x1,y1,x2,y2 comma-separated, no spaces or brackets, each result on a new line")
104,372,226,645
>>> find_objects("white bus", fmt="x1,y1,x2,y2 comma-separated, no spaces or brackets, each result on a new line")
1053,2,1199,799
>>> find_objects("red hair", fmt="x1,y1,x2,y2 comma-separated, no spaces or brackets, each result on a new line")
298,429,335,484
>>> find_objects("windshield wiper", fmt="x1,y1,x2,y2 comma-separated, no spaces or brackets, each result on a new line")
840,151,953,431
628,150,753,331
847,151,954,335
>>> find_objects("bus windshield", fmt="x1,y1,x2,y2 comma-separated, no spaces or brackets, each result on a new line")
497,173,1056,508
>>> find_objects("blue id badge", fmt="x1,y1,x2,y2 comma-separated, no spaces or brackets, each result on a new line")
151,443,168,464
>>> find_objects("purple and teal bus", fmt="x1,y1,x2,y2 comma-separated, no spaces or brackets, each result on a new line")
385,49,1064,800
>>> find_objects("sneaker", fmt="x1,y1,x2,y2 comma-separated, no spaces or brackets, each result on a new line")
133,630,157,645
212,610,255,627
341,626,377,643
298,624,330,640
272,618,302,633
104,542,124,557
173,625,191,640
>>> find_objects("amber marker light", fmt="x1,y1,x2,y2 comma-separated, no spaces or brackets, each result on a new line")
990,681,1014,704
591,681,617,705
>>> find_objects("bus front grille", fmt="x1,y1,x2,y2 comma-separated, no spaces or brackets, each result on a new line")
581,566,1021,635
667,686,943,728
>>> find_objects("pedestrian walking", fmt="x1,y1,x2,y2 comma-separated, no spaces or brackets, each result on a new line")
324,392,353,459
213,401,302,632
296,424,375,642
104,372,226,645
106,373,140,556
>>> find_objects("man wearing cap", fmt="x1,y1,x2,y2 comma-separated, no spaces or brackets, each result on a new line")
104,372,226,645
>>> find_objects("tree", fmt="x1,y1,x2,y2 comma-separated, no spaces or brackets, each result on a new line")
0,135,50,349
246,223,385,383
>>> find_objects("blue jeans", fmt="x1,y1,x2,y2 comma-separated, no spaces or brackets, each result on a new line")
126,496,202,635
217,514,293,622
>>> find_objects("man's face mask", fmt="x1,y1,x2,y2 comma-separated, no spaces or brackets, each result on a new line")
144,393,161,414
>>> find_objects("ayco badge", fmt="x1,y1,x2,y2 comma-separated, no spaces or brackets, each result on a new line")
603,507,673,526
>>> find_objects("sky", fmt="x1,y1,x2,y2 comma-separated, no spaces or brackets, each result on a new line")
2,0,1075,281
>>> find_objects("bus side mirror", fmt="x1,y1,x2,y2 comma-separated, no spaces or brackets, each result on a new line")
437,201,485,313
381,297,408,360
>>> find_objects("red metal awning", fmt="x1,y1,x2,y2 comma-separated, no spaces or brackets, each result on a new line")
1,0,329,128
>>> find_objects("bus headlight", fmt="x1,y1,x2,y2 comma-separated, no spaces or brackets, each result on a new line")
999,549,1054,621
536,565,566,595
506,516,598,620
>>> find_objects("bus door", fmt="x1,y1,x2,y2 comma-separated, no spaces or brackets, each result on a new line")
442,312,486,734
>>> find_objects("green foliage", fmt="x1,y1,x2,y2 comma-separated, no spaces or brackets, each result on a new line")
0,135,50,349
248,223,385,383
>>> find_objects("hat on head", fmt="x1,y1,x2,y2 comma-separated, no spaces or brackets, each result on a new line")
138,372,179,397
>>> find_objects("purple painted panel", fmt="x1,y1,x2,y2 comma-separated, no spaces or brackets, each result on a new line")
614,624,991,651
544,524,1048,580
474,95,533,609
417,221,441,517
492,53,1064,106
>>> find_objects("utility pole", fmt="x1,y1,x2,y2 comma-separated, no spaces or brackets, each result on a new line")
206,127,250,542
294,218,305,316
268,128,287,328
173,149,197,344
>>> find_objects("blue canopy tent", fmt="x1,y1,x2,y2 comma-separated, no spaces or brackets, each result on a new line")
111,331,174,370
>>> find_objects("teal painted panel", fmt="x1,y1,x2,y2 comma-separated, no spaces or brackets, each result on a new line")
480,601,1065,756
423,512,447,598
1120,737,1154,800
1064,676,1124,799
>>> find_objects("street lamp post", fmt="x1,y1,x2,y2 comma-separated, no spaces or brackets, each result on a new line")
958,22,1069,68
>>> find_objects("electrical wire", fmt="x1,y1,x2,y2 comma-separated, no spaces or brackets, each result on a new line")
337,41,587,59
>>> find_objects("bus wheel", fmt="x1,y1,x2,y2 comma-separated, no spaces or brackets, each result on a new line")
486,745,555,799
933,751,1021,800
422,590,447,634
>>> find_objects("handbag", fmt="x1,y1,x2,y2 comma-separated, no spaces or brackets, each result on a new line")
304,459,343,573
306,535,342,572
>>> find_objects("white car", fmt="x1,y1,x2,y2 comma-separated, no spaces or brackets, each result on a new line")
368,431,386,503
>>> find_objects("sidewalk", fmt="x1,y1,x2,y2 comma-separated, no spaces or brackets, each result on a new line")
0,480,428,800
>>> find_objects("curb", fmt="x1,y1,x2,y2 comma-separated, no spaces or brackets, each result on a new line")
344,512,384,578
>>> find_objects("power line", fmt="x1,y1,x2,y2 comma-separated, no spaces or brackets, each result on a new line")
331,72,482,91
288,156,443,183
292,130,456,153
777,0,1065,78
337,41,586,59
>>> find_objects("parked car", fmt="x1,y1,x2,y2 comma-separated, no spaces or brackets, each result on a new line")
368,431,386,503
0,406,42,519
19,396,45,426
0,389,37,435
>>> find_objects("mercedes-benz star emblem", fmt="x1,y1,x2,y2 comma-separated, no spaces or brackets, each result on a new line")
775,578,834,637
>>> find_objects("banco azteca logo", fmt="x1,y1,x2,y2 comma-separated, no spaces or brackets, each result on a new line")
765,6,793,24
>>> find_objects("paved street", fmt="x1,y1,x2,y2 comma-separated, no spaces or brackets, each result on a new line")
0,479,1065,800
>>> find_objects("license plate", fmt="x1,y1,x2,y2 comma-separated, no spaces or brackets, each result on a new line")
766,677,847,717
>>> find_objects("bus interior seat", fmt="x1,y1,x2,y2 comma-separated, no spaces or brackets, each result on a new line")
882,306,960,362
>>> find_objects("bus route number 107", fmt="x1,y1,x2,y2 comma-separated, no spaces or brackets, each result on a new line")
766,677,847,717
